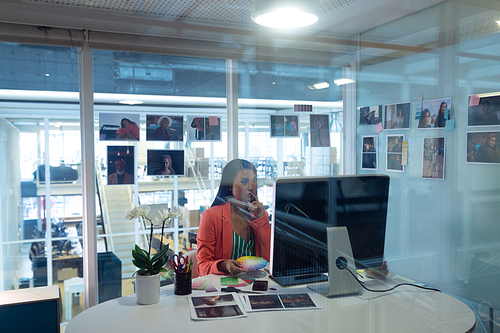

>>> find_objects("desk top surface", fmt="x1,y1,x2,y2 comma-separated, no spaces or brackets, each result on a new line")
66,272,476,333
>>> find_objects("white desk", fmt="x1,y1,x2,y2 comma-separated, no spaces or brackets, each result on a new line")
66,273,476,333
64,277,84,321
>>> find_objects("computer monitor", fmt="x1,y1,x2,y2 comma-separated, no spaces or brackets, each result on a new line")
269,174,390,287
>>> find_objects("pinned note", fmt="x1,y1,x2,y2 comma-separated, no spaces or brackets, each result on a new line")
469,95,480,106
445,119,455,131
209,116,218,126
376,122,383,133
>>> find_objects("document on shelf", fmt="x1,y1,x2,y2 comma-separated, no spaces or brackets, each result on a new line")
188,293,247,321
239,292,320,312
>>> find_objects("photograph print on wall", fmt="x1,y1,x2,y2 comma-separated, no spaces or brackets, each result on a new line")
466,131,500,164
418,98,451,129
422,137,445,180
384,102,410,130
361,135,378,170
386,134,404,172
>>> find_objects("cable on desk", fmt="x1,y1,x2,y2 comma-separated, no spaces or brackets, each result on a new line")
341,262,441,293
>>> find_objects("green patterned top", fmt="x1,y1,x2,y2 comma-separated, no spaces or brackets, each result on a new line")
231,230,255,259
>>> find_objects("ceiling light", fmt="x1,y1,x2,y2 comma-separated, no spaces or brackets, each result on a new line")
309,82,329,90
252,0,320,29
119,100,144,105
45,73,50,77
334,78,355,86
497,20,500,26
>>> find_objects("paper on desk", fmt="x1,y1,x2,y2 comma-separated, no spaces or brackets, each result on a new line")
188,293,248,320
240,292,320,312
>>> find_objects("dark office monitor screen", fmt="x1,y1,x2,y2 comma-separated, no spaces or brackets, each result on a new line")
270,175,390,287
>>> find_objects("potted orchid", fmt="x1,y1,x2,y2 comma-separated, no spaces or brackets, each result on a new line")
125,204,181,304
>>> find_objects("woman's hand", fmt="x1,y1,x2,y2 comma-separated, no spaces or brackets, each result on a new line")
217,259,247,275
248,192,265,218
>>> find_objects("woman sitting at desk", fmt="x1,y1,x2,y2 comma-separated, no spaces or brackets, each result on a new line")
196,159,271,276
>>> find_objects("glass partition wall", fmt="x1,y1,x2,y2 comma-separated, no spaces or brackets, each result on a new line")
356,0,500,328
0,42,343,330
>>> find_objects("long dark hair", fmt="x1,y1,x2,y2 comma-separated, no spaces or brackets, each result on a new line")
418,109,431,128
211,159,257,207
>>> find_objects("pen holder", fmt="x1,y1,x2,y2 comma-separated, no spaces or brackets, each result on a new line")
174,271,192,295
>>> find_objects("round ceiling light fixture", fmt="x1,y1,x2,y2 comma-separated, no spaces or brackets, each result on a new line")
252,0,320,29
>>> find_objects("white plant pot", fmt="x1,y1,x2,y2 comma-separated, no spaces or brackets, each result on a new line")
135,273,160,305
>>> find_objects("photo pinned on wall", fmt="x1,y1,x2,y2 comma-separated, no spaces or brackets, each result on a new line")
386,134,404,172
467,94,500,127
187,116,222,142
270,115,299,138
107,146,135,185
418,98,451,129
359,105,382,125
466,131,500,164
99,113,140,141
422,137,445,180
146,149,185,176
361,135,378,170
309,114,330,147
146,115,184,141
384,102,410,129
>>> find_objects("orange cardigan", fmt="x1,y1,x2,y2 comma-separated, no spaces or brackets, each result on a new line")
196,202,271,276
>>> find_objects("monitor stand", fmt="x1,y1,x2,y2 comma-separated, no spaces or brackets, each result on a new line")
307,227,360,298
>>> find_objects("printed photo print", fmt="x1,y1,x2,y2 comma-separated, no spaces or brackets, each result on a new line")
189,294,246,320
387,135,404,172
187,116,221,142
468,94,500,127
422,137,445,180
359,105,382,125
418,98,451,129
107,146,135,185
270,115,299,138
99,113,140,141
146,115,183,141
310,114,330,147
384,102,410,129
147,149,185,176
361,136,377,170
466,131,500,164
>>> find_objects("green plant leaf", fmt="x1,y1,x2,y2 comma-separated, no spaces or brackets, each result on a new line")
151,244,169,262
132,249,149,266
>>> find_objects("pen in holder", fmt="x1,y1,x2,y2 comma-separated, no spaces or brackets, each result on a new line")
174,271,192,295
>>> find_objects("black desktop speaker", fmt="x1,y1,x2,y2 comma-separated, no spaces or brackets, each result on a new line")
98,252,122,303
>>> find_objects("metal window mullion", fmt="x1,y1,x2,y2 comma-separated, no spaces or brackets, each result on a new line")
79,42,98,309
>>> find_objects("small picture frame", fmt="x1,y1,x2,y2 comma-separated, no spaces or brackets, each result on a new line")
359,105,382,125
422,137,445,180
146,115,184,141
270,115,299,138
99,113,140,141
361,135,378,170
147,149,185,176
107,146,135,185
386,134,404,172
310,114,330,147
466,131,500,164
468,94,500,127
187,116,222,142
418,98,451,129
384,102,410,129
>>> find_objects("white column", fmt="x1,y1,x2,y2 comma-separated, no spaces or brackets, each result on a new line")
44,117,52,286
226,59,238,161
79,42,98,309
342,64,357,175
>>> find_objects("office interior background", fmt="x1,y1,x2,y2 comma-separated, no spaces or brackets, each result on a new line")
1,0,500,331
